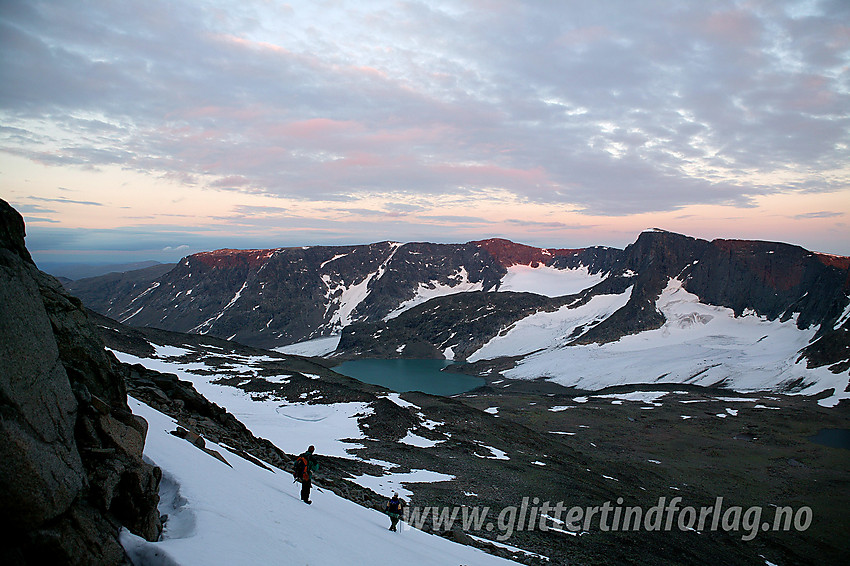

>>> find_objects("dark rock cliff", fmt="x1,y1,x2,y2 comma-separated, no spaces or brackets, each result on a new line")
0,200,161,565
65,239,622,349
474,237,620,275
338,229,850,371
554,230,849,357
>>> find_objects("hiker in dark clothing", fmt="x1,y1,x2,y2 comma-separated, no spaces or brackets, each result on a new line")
294,445,319,504
385,492,405,531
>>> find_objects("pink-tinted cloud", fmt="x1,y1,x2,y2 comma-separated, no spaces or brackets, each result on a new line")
702,9,762,45
2,0,848,259
213,33,292,55
270,118,364,139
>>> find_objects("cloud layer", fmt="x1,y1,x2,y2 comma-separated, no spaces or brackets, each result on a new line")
1,0,848,258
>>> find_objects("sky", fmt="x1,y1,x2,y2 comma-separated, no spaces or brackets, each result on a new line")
1,0,848,265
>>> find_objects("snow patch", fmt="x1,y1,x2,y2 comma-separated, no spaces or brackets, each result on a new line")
474,443,510,460
834,301,850,330
498,264,604,297
120,306,144,323
468,534,550,562
346,469,455,500
274,335,341,357
109,349,370,459
400,431,442,448
191,280,248,334
381,393,419,410
320,253,350,269
592,391,669,406
384,267,484,320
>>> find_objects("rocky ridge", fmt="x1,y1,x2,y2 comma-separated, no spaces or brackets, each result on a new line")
0,199,161,565
66,239,618,349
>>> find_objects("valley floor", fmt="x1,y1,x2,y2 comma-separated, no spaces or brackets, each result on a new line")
99,317,849,565
458,375,850,565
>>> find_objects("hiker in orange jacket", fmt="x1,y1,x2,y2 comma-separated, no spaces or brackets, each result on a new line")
293,445,319,504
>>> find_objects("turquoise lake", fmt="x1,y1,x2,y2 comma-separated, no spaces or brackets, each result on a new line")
334,359,485,396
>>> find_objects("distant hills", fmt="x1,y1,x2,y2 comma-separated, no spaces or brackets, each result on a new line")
40,260,173,281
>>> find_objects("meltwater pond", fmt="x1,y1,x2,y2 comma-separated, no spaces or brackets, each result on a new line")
809,428,850,450
334,359,485,396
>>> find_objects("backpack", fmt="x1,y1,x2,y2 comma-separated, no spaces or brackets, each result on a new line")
293,456,308,481
388,499,402,514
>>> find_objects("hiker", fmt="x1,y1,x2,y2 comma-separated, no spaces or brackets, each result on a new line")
293,445,319,504
385,492,405,531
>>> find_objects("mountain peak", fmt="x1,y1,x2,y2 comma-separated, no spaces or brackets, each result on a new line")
191,248,278,269
472,238,585,268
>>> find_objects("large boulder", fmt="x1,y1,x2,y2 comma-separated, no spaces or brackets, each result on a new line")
0,199,161,565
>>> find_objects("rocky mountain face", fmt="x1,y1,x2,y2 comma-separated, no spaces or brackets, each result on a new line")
65,228,849,373
337,230,850,374
67,239,618,349
65,263,176,312
568,230,850,349
0,200,161,565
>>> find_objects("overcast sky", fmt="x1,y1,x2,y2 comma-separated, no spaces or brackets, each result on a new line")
1,0,848,264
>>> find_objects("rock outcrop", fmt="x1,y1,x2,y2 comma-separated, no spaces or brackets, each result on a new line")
0,199,161,565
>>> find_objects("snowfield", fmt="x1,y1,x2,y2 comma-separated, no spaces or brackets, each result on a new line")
109,346,468,499
382,263,604,321
110,349,372,458
498,264,605,297
385,266,485,320
469,286,634,360
274,335,341,357
471,279,850,407
121,399,519,566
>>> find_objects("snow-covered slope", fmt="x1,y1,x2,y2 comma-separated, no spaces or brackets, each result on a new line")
384,266,486,320
121,398,518,566
472,279,850,407
497,264,606,297
468,286,634,359
108,345,475,504
110,347,373,459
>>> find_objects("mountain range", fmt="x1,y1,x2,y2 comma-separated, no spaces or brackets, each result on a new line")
65,229,850,401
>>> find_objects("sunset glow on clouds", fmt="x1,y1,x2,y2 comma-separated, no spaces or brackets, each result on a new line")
1,0,848,263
